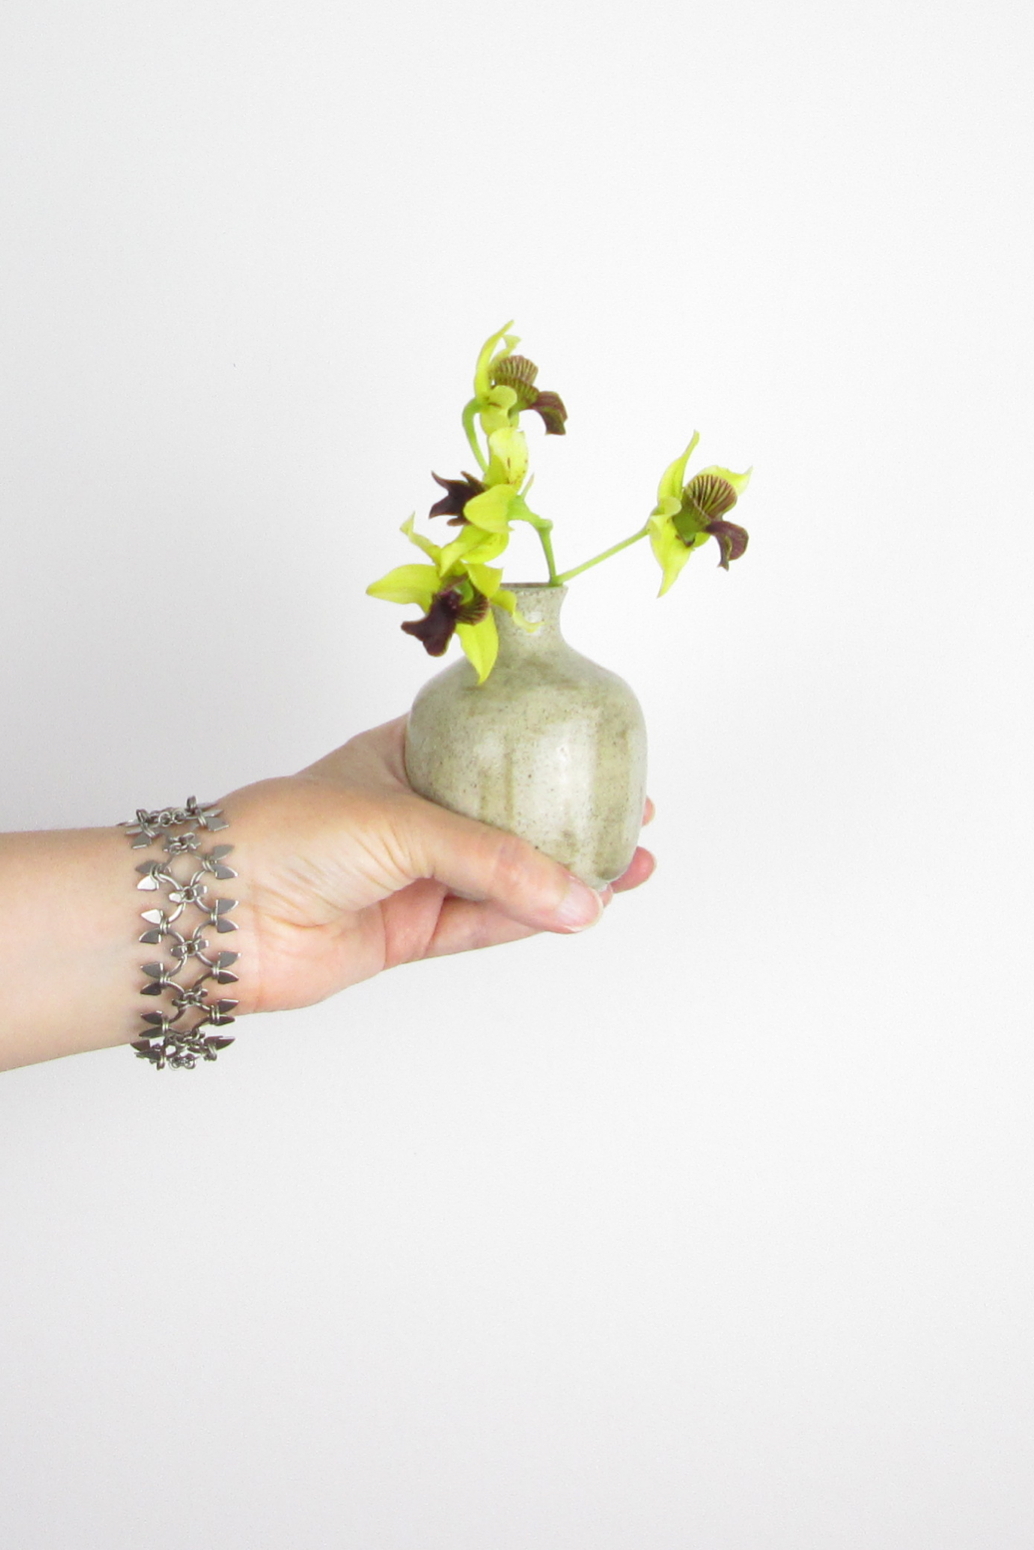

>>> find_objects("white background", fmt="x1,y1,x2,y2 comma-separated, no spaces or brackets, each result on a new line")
1,1,1032,1545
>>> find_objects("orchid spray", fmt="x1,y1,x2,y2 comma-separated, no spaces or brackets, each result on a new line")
367,323,751,682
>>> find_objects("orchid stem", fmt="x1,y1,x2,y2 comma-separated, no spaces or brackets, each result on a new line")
537,521,559,585
513,511,559,584
554,524,651,585
461,400,488,474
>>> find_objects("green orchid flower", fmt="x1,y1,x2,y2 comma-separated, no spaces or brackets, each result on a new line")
648,434,751,595
366,516,530,683
432,420,533,536
471,323,569,439
428,434,533,532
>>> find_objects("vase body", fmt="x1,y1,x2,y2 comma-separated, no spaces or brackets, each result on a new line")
405,585,647,889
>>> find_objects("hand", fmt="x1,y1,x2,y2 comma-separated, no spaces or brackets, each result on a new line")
225,716,656,1015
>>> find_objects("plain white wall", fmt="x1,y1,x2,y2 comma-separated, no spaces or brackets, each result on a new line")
1,1,1032,1546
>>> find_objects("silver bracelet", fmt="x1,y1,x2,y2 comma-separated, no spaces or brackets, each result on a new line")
119,798,240,1069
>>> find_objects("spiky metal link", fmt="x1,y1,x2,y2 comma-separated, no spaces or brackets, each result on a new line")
119,798,240,1069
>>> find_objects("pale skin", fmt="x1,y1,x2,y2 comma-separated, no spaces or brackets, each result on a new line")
0,717,655,1072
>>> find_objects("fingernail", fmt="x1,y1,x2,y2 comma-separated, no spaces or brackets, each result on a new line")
554,878,606,932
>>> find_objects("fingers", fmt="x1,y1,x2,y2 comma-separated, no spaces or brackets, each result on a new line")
397,798,605,934
423,896,547,958
385,843,655,963
375,877,542,967
417,845,653,957
610,846,656,893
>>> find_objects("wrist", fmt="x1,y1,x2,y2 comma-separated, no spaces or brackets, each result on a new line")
118,798,247,1068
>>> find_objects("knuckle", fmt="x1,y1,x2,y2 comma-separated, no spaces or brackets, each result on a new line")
486,830,548,903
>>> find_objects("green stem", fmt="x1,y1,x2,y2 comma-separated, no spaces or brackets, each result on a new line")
512,510,559,584
536,521,559,585
461,400,488,474
554,524,651,585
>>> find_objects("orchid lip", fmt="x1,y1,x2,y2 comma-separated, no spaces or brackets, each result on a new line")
400,582,490,656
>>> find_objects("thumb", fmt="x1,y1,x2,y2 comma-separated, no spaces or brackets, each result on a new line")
396,795,605,934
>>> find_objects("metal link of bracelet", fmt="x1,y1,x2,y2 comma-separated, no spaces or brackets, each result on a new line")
119,798,240,1069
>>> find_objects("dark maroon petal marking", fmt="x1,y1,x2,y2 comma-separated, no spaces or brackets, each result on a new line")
528,390,568,435
429,471,486,524
684,472,739,521
400,583,489,655
401,589,463,655
491,353,540,407
706,520,750,569
455,589,490,625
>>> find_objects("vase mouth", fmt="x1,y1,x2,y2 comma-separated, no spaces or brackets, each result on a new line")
491,580,566,636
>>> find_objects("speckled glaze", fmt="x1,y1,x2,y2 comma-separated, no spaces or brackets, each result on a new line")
404,585,647,888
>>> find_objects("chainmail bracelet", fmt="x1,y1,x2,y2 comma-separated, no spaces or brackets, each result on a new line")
119,797,240,1069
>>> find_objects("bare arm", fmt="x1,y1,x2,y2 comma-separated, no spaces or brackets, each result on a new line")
0,718,655,1072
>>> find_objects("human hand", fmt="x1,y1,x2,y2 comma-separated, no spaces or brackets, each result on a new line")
224,716,656,1015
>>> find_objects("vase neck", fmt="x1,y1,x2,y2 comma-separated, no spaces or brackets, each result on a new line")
493,584,567,659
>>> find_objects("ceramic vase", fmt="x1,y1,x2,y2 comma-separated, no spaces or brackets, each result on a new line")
404,584,647,889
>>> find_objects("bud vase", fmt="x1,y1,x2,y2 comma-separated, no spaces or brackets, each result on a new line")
404,584,647,889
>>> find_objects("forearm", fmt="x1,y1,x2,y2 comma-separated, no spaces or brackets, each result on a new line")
0,827,150,1069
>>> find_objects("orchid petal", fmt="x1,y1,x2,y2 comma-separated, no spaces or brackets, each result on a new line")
649,516,702,597
474,322,519,400
366,564,439,607
695,464,752,497
465,562,503,598
456,527,508,565
654,433,700,509
706,519,750,569
429,471,485,521
457,613,500,684
462,483,516,534
479,385,519,436
400,514,442,563
486,426,529,489
402,592,462,656
437,527,508,574
682,473,739,527
529,390,567,435
493,587,540,632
